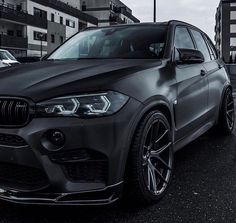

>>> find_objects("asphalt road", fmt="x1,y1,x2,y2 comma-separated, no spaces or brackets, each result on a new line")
0,101,236,223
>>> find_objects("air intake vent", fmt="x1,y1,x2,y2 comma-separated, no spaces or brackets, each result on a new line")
0,98,30,127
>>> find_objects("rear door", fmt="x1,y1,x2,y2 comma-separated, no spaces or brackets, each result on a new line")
203,34,227,120
190,29,226,122
174,26,208,141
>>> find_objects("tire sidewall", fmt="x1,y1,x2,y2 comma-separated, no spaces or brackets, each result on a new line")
220,88,235,134
134,111,174,203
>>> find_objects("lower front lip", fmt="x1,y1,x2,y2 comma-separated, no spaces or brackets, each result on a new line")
0,182,123,206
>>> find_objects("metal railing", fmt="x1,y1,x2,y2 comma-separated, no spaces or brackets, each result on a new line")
0,34,28,49
0,5,47,29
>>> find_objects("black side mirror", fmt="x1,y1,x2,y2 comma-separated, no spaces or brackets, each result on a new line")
176,48,204,64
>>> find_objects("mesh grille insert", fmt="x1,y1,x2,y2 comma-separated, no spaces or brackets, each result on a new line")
0,162,49,191
0,133,27,147
0,98,30,126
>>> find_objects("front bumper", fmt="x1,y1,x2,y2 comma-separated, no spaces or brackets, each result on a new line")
0,98,141,205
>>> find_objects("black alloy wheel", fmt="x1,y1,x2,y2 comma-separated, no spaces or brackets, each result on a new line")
125,110,173,205
217,88,235,135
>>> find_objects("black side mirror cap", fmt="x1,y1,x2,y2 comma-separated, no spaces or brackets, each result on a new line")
176,48,205,64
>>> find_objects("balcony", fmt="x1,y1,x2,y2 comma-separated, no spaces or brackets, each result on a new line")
0,5,47,29
0,35,28,49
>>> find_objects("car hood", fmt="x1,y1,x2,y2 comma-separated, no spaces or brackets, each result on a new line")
0,59,162,101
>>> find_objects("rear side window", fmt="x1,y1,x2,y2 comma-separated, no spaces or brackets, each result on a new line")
190,29,211,62
205,36,217,60
174,27,195,49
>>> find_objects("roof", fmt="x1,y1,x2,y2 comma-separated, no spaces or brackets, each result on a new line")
84,20,209,37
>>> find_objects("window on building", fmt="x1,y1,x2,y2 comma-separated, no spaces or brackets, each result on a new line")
174,26,195,49
60,36,64,44
230,51,236,63
231,24,236,33
7,30,14,36
51,13,55,22
231,11,236,20
16,4,22,11
231,3,236,7
60,16,63,25
16,30,23,37
34,7,47,19
51,34,55,43
190,29,211,62
110,1,113,10
231,37,236,47
66,19,75,28
82,1,86,11
33,31,47,41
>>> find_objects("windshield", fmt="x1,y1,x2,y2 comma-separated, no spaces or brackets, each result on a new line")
0,51,16,61
48,25,167,60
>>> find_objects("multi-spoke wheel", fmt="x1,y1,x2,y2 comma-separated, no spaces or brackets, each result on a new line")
125,110,173,205
216,88,235,135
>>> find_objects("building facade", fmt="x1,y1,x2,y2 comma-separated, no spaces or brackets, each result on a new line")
0,0,98,57
81,0,140,26
215,0,236,63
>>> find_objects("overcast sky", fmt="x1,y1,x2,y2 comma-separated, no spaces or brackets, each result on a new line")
121,0,219,41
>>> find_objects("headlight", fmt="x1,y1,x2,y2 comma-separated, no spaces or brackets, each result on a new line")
36,91,129,118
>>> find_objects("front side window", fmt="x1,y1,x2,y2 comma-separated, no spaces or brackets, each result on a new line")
48,25,167,60
190,29,211,61
174,26,195,49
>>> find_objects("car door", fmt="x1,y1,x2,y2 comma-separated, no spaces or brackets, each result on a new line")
202,34,227,120
174,26,209,141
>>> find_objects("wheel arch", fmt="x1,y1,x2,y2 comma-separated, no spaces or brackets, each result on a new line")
129,100,174,146
217,83,233,124
121,99,174,180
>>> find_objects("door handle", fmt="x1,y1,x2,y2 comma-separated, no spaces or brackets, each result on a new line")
200,70,206,76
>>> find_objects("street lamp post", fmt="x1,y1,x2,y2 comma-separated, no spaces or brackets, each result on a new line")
39,33,43,58
154,0,156,23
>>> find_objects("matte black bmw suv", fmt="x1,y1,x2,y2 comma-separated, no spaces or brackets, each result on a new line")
0,21,234,205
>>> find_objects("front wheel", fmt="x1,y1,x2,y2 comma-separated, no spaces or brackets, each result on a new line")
216,88,235,135
124,110,174,205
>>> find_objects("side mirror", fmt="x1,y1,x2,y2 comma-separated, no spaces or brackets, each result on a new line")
176,48,204,64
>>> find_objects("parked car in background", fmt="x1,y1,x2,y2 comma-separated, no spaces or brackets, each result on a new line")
0,60,8,68
0,49,20,65
0,21,233,206
17,56,41,64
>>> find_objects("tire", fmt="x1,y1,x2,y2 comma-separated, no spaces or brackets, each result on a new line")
216,88,235,136
124,110,174,205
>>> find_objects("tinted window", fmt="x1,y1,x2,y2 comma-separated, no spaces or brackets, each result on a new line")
190,30,211,61
48,26,168,60
205,36,217,60
174,27,195,49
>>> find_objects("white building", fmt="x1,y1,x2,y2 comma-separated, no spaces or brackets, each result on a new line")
0,0,98,57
